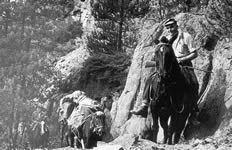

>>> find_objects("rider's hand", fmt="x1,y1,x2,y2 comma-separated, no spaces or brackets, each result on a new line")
177,58,183,63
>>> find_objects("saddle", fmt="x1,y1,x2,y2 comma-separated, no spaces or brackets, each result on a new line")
143,71,161,101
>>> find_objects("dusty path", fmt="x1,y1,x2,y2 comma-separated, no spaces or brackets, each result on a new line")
49,136,232,150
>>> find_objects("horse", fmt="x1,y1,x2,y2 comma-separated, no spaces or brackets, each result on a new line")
68,106,105,149
58,91,103,147
29,120,49,149
148,43,196,144
58,99,76,147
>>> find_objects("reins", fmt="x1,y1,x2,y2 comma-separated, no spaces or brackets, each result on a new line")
182,65,213,106
71,111,103,139
183,66,213,73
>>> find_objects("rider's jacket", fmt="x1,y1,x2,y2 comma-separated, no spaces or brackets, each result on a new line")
166,30,197,58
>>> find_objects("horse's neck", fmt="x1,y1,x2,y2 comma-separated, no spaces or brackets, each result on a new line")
171,63,182,78
165,52,181,79
81,115,95,136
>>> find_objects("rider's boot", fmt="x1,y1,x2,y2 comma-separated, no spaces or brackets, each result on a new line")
130,100,149,118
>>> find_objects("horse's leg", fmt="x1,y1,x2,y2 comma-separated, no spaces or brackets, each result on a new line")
83,122,92,149
45,131,49,147
60,122,68,147
168,114,177,145
173,118,182,145
69,132,75,147
151,101,159,143
173,112,189,144
159,110,170,144
64,133,69,147
42,135,46,148
152,116,159,143
81,138,85,149
60,123,64,147
174,132,181,144
173,116,182,144
64,127,71,147
84,131,92,148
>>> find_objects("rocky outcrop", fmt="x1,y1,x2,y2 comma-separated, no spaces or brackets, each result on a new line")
55,45,89,78
55,0,94,78
110,12,232,143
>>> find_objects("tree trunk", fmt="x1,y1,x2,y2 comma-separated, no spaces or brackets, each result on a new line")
158,0,163,21
4,0,11,36
9,98,15,150
118,0,125,52
13,109,21,149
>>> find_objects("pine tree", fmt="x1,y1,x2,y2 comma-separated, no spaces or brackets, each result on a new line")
0,0,83,148
206,0,232,36
73,0,149,97
89,0,150,53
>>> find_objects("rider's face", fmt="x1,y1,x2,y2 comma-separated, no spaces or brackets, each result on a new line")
166,24,178,35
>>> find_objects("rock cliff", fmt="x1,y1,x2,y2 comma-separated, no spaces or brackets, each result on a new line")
55,0,94,78
110,13,232,144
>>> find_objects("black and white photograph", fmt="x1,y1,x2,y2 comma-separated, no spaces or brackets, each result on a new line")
0,0,231,149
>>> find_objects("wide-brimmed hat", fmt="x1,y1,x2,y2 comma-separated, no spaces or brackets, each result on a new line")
164,18,177,26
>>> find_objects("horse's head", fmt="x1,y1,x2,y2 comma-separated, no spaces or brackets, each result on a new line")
90,111,105,136
154,43,179,79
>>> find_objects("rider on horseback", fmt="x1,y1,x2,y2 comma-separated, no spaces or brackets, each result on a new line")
131,18,200,125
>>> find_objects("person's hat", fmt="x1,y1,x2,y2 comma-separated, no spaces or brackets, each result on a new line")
164,18,177,26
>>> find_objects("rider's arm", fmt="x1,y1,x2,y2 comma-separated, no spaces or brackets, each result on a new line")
177,32,199,63
177,51,198,63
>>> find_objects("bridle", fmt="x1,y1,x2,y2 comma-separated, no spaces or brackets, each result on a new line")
69,111,105,147
154,43,175,78
91,113,105,135
72,111,104,137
